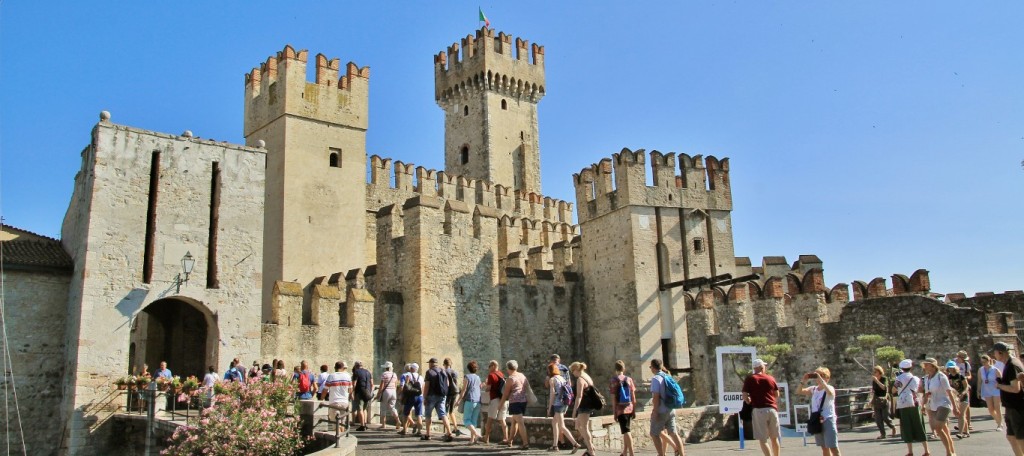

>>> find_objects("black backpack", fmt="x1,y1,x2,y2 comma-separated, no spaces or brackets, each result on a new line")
403,374,422,400
447,369,459,396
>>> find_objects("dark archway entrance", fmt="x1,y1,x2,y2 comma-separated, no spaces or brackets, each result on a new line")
130,298,218,379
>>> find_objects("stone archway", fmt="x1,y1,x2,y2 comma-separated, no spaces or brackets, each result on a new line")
130,297,218,379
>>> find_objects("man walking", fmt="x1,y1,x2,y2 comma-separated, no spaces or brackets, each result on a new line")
423,357,455,442
742,359,780,456
324,361,353,431
483,360,509,445
351,361,375,431
993,342,1024,455
649,359,684,456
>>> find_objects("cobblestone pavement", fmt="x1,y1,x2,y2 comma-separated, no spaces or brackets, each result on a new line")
352,409,1008,455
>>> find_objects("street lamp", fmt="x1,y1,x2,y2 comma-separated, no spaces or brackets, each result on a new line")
175,251,196,293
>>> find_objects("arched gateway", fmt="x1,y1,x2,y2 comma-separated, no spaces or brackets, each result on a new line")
129,297,219,379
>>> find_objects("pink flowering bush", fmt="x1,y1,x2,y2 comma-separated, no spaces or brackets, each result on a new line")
162,378,306,455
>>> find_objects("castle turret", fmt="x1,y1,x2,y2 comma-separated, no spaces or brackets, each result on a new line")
244,45,370,317
435,28,545,193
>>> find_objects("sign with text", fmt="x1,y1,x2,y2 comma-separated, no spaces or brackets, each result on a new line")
777,382,791,425
715,346,756,414
793,404,810,433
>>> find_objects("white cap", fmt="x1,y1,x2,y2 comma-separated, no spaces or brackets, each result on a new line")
752,359,766,369
381,361,393,369
898,359,913,369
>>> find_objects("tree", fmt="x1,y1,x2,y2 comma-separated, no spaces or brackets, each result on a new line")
845,334,903,372
728,337,794,382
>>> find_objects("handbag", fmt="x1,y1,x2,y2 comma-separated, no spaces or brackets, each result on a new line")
525,378,539,406
582,383,606,411
806,389,827,435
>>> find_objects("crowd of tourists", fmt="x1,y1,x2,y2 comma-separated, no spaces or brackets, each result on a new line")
740,342,1024,456
185,354,685,456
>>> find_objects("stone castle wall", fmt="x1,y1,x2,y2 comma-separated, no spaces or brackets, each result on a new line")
58,121,265,455
0,269,69,456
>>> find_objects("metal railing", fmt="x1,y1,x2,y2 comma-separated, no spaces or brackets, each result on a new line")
833,387,874,430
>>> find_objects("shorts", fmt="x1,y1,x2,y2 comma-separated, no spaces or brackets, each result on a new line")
352,391,371,412
898,407,927,443
616,413,634,434
327,400,350,421
402,395,423,417
1007,407,1024,438
462,401,481,427
487,399,508,421
551,404,568,415
929,406,951,428
445,394,458,416
508,402,527,416
649,410,677,437
752,407,780,441
424,394,448,419
578,407,596,415
813,416,839,449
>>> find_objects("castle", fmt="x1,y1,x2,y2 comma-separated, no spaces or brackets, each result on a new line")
1,27,1021,455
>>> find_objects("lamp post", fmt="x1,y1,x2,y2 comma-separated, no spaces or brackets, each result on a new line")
175,251,196,293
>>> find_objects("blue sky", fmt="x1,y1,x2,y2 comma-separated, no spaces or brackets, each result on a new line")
1,2,1021,296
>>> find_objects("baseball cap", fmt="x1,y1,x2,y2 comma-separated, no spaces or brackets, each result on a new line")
898,359,913,369
549,354,560,361
752,359,766,369
381,361,393,369
944,360,958,369
427,357,439,364
994,342,1012,353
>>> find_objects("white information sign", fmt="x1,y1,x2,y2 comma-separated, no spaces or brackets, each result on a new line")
715,346,757,414
777,382,791,426
793,404,810,433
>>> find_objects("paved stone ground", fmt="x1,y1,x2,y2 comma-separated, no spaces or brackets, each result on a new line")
352,408,1008,455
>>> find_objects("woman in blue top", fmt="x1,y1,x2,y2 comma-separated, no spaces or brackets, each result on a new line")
799,367,840,456
456,361,483,445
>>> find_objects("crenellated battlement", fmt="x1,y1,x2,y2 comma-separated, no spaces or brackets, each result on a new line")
434,27,545,105
243,45,370,138
572,148,732,223
848,269,932,301
367,154,573,225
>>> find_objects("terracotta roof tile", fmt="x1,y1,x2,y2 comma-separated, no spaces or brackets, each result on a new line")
1,225,72,271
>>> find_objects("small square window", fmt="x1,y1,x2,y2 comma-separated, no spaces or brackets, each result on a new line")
693,238,705,254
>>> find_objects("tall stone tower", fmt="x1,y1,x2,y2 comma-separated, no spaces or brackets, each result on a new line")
435,28,545,193
243,45,370,317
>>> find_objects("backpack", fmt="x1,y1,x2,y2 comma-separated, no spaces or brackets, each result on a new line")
298,371,313,394
616,376,632,403
657,372,685,409
558,379,575,405
446,369,459,397
433,367,450,396
581,381,606,411
403,374,422,399
496,374,506,396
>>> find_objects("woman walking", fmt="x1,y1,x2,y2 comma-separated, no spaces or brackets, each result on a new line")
500,360,531,450
870,366,896,439
799,367,841,456
610,360,637,456
571,362,599,456
921,358,959,456
978,354,1004,430
946,361,970,438
456,361,483,445
546,363,580,452
375,361,399,430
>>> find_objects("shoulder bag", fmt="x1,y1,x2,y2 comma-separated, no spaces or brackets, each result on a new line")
806,389,827,435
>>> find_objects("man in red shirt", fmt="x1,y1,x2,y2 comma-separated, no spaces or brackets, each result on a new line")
742,359,780,456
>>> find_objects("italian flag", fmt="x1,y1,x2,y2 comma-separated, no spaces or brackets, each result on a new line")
479,7,490,28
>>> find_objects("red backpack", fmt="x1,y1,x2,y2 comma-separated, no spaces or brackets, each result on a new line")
298,371,313,394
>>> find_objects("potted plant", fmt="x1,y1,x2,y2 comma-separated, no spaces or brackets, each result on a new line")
115,376,129,390
182,376,200,394
136,374,152,390
156,376,170,392
170,376,183,393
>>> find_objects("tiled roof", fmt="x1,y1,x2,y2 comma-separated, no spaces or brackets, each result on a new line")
1,225,73,271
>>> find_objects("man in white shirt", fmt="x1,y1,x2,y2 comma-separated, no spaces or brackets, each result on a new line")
323,361,353,428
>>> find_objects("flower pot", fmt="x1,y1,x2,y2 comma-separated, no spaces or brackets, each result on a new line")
116,384,128,390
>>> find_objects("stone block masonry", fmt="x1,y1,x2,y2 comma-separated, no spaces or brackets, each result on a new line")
58,119,265,455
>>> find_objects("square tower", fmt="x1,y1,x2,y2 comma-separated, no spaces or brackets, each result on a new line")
243,45,370,317
435,28,545,193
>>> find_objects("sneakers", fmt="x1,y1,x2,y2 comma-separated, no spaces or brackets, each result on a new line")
442,434,454,442
356,425,367,431
997,425,1005,431
454,428,465,436
420,435,430,441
